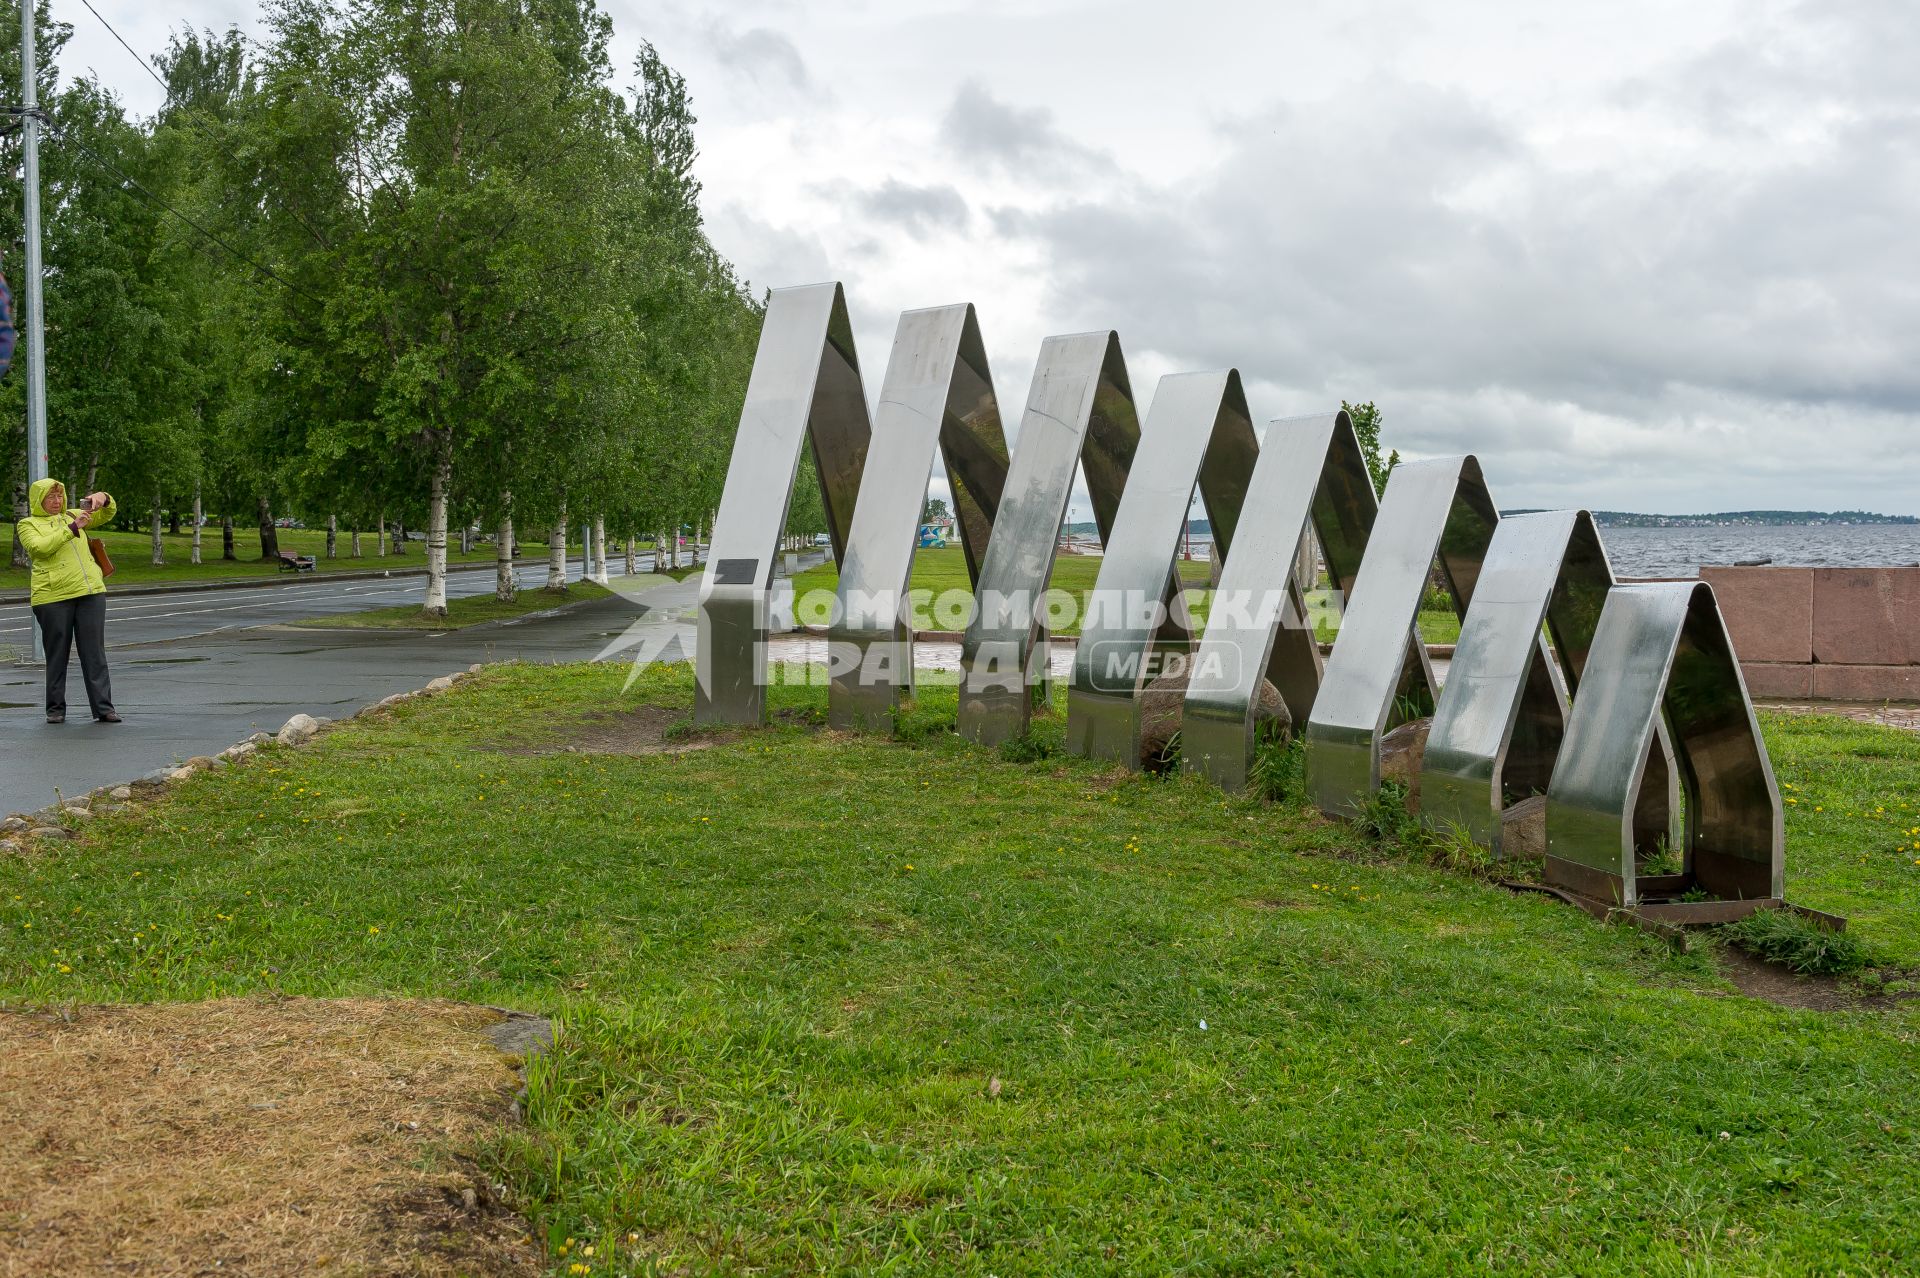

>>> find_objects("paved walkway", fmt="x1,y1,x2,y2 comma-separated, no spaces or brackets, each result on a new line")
1,559,706,816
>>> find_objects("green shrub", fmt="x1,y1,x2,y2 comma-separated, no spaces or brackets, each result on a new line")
1720,909,1872,977
998,730,1057,764
1354,781,1419,846
1248,727,1304,803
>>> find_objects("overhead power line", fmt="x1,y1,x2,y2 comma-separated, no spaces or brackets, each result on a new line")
53,120,324,304
75,0,335,254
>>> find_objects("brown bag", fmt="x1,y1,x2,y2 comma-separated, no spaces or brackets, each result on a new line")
88,536,115,579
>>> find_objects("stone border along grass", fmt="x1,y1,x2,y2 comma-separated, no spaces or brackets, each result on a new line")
0,664,488,854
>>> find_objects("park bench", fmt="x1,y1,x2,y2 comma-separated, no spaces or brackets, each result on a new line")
276,550,317,573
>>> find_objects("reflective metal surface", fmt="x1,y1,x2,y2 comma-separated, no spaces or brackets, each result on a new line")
1419,511,1594,850
828,304,1010,730
1304,456,1511,816
1182,411,1378,791
1545,582,1784,906
958,331,1140,746
1066,370,1258,766
696,283,871,724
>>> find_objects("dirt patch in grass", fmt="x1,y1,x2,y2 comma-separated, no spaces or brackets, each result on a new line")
492,702,734,757
1718,947,1913,1013
0,997,544,1277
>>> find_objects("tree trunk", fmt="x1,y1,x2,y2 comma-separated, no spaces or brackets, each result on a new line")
222,514,236,561
168,507,181,537
624,535,636,576
191,486,202,565
545,506,568,590
377,513,387,558
352,527,362,558
392,518,407,555
592,514,609,584
257,496,280,559
11,483,30,569
83,452,99,493
326,513,338,559
149,496,164,566
423,445,451,617
459,521,472,556
495,498,517,603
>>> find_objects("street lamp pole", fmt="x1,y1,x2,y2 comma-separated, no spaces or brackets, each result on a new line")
19,0,49,663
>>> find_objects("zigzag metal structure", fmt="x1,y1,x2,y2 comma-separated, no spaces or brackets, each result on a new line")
695,282,1789,920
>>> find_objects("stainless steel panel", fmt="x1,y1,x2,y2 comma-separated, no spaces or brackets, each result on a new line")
958,331,1140,746
696,282,871,724
1545,582,1783,906
1420,511,1598,850
828,304,1010,730
1066,369,1258,765
1304,456,1504,817
1183,411,1378,791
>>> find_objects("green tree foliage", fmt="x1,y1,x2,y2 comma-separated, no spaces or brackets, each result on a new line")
1341,399,1400,497
5,0,759,604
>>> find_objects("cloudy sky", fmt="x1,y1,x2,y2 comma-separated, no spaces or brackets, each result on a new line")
72,0,1920,515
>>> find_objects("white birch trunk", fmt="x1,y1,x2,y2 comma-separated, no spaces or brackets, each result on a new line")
624,535,636,576
150,497,164,566
496,508,517,602
351,527,362,558
191,487,203,565
546,506,569,590
326,512,337,559
377,514,388,557
423,448,451,617
592,514,609,584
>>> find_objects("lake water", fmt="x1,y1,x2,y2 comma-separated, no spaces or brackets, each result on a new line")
1161,524,1920,579
1597,525,1920,578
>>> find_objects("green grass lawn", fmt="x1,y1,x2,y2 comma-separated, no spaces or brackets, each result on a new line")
794,547,1461,643
293,581,612,630
1,522,644,593
2,661,1917,1274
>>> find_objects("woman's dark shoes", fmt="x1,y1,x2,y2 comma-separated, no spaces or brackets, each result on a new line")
46,711,65,724
94,710,122,724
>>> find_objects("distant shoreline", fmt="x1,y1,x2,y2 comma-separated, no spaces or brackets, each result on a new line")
1063,510,1918,538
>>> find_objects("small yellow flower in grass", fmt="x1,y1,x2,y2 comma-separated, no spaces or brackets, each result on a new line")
368,925,381,935
582,1245,594,1256
58,964,70,973
905,863,914,871
627,1232,639,1244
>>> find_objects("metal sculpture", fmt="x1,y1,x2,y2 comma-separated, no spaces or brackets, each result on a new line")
957,331,1140,747
1302,456,1559,817
695,283,871,725
1066,370,1258,766
692,282,1798,925
1180,411,1378,791
1544,581,1784,914
1420,510,1676,855
828,304,1011,730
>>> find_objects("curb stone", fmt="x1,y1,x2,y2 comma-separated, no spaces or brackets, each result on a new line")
2,663,493,844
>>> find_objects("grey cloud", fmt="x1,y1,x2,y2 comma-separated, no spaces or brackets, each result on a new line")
938,79,1114,176
854,180,969,238
983,46,1920,512
703,22,812,92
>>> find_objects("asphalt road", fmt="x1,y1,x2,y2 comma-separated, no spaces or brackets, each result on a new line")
0,556,703,817
0,555,647,649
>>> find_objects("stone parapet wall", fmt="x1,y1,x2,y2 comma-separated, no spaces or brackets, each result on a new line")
1701,566,1920,703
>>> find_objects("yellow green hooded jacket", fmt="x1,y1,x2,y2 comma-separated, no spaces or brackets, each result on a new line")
19,478,116,606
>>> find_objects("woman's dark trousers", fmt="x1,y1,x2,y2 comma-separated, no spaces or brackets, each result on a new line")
32,593,114,718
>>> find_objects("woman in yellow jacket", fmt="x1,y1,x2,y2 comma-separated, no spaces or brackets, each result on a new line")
18,477,120,724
